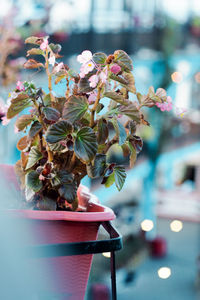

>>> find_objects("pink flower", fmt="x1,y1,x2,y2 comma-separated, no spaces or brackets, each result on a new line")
54,62,64,73
39,174,45,181
77,50,93,64
59,140,67,147
2,116,10,126
77,50,95,78
110,64,121,74
40,38,48,51
100,69,108,84
89,75,99,88
175,107,187,117
49,54,55,66
117,114,122,118
16,81,25,91
80,61,95,78
156,96,173,112
88,91,97,104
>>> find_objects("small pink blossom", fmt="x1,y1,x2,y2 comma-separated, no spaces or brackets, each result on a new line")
100,69,108,84
39,174,45,181
59,140,67,147
77,50,95,78
89,75,99,88
175,107,187,117
156,96,173,112
54,62,64,73
77,50,93,64
110,64,121,74
88,91,97,104
48,54,55,66
40,38,48,51
117,114,122,118
16,81,25,91
80,61,95,78
2,116,10,126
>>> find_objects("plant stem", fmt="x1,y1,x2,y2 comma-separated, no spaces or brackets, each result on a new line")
90,86,102,127
45,50,54,102
104,138,117,154
65,75,70,98
69,152,76,172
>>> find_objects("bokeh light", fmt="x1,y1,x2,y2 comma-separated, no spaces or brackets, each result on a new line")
171,71,183,83
170,220,183,232
141,219,154,232
194,72,200,83
158,267,171,279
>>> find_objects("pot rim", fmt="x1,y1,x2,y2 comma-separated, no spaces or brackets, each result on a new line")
6,202,115,222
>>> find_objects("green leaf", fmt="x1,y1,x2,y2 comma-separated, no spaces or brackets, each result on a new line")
136,93,143,104
42,107,61,122
104,91,127,105
93,52,107,64
27,48,44,56
122,72,136,94
111,118,127,146
43,93,51,106
96,103,104,113
26,146,43,170
129,142,137,168
25,170,43,192
24,59,44,69
37,196,57,211
10,93,29,103
7,98,31,119
59,182,77,204
48,142,65,152
45,120,72,144
105,172,115,188
109,73,128,85
57,170,74,183
28,121,42,139
25,36,40,45
87,154,106,178
129,135,143,154
114,166,126,191
78,77,93,93
97,118,108,144
148,86,160,102
74,127,98,163
16,114,34,131
49,43,62,53
68,68,79,78
119,102,140,123
63,95,89,123
114,50,133,72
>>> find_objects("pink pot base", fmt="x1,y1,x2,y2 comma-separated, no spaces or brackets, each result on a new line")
1,164,115,300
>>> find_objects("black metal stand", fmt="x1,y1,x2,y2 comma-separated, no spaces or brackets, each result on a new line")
27,221,122,300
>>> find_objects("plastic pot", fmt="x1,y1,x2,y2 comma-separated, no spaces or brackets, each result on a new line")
1,165,115,300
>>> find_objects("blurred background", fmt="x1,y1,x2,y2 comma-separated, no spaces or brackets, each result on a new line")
0,0,200,299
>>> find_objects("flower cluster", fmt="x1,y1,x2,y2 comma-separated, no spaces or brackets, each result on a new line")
156,96,173,112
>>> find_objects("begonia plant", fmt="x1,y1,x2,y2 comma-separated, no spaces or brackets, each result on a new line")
4,36,172,211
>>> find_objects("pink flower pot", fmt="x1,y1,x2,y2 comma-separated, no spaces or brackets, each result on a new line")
1,165,115,300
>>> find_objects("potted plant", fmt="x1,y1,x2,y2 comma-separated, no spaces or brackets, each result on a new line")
2,36,172,299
